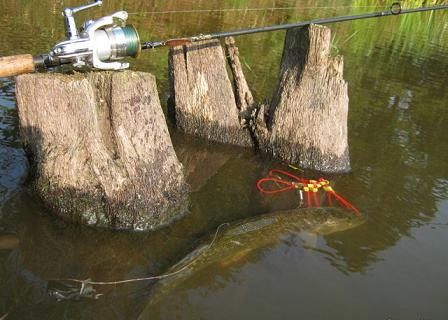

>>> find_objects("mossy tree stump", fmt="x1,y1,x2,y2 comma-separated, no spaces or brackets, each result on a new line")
169,28,350,173
257,24,351,172
168,40,252,147
15,71,188,230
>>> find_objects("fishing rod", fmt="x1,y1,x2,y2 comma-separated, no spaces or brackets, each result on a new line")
0,1,447,78
142,3,448,49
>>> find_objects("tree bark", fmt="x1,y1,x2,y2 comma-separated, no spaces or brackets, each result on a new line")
224,37,256,125
168,39,252,147
258,24,351,173
15,71,188,230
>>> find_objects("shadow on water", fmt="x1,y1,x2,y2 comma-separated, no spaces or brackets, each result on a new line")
0,132,268,319
0,78,28,214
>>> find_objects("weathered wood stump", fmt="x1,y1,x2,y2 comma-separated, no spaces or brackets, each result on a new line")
169,28,350,172
257,24,351,172
168,39,252,146
15,71,188,230
224,37,256,122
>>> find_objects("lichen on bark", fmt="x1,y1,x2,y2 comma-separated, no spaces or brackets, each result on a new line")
16,71,188,230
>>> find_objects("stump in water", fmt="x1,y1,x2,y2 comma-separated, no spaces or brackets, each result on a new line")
224,37,256,123
15,71,188,230
168,39,252,147
257,24,351,173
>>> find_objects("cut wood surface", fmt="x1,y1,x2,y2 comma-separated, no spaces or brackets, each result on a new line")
259,24,351,173
15,71,188,230
168,39,252,147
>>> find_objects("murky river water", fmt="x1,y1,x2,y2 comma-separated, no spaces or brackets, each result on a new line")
1,0,447,319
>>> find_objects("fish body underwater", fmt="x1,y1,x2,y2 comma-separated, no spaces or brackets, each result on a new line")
0,234,19,250
138,207,365,319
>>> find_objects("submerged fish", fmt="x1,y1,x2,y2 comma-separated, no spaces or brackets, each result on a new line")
138,207,365,319
0,234,19,250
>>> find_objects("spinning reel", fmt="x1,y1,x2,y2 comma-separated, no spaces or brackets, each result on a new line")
1,0,446,77
37,0,141,70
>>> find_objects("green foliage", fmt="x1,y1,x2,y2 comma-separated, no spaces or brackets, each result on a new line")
331,30,359,56
344,0,448,58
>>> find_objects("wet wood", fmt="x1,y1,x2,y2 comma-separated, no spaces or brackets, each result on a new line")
168,39,252,147
0,54,35,77
15,71,188,230
224,37,255,125
258,24,351,173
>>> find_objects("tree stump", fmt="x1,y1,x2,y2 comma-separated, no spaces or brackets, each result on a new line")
259,24,351,173
168,40,252,147
15,71,188,230
224,37,256,123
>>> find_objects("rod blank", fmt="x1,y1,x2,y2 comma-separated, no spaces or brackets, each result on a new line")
141,4,448,49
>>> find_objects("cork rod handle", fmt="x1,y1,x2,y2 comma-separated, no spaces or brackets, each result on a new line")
0,54,35,77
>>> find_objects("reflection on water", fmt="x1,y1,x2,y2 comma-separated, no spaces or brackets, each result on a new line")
0,0,447,319
138,207,365,319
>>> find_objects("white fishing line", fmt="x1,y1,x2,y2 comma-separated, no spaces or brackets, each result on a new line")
128,5,382,15
48,222,231,286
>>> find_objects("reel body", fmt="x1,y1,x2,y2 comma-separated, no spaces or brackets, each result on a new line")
49,1,140,71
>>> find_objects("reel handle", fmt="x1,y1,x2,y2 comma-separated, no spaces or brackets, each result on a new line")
0,54,35,77
63,0,102,40
71,0,102,14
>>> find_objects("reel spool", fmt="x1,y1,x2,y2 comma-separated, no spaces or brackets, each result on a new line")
48,0,141,70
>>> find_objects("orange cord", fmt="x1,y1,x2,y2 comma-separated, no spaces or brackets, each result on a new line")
257,169,361,216
256,169,308,194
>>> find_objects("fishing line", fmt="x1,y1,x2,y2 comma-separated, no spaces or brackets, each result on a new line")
128,5,382,16
141,3,448,49
47,222,231,286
